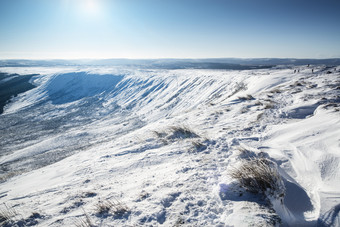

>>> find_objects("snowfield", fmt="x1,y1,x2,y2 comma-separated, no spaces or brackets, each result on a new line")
0,65,339,226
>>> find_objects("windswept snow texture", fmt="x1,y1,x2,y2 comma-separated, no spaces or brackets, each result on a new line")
0,65,340,226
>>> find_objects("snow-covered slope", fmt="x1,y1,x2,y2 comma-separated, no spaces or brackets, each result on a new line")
0,65,339,226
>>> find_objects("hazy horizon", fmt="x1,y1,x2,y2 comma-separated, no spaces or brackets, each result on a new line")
1,57,340,61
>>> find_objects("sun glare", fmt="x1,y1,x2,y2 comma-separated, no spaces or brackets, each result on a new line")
81,0,100,15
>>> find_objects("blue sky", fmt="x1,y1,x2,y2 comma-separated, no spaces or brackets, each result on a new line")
0,0,339,59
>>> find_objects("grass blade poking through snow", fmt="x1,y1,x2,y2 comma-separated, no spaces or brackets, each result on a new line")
230,158,285,199
153,125,200,145
96,198,130,218
168,126,199,140
0,203,17,226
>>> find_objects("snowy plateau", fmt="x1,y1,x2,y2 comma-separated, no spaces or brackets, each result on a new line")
0,64,339,226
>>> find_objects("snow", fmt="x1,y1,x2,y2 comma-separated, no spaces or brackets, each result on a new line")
0,65,339,226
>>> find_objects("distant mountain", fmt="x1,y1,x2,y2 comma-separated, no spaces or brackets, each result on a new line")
0,58,339,69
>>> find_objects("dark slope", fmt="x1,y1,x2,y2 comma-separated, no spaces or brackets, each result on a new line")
0,73,37,114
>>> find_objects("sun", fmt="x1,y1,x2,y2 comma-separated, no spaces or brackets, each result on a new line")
82,0,100,15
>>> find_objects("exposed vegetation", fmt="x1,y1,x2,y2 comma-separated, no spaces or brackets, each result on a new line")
230,158,285,199
0,169,24,183
0,203,16,226
238,94,254,101
0,204,43,226
96,199,129,218
75,209,94,227
154,125,200,144
169,126,199,139
270,88,282,94
191,140,208,152
229,82,247,97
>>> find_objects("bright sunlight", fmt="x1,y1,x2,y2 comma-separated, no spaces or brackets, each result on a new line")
80,0,100,16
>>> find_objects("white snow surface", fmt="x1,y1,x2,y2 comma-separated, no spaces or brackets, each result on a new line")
0,65,339,226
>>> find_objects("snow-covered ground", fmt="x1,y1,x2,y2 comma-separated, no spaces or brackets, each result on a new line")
0,65,339,226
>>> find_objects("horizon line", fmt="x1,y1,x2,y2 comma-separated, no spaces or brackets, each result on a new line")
1,57,340,61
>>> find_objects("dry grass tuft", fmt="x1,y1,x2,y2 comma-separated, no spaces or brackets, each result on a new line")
75,213,94,227
229,82,247,97
96,199,129,217
263,100,275,109
270,88,282,94
153,131,167,138
191,140,208,152
0,203,16,225
192,141,204,149
154,125,200,144
238,94,254,101
230,158,285,198
168,126,199,139
0,170,24,183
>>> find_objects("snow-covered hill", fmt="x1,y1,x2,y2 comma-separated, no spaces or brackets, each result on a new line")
0,65,339,226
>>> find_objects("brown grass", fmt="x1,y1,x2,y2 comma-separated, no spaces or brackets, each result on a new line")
96,199,129,217
230,158,285,198
75,210,94,227
154,125,200,143
238,94,254,101
0,203,16,225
